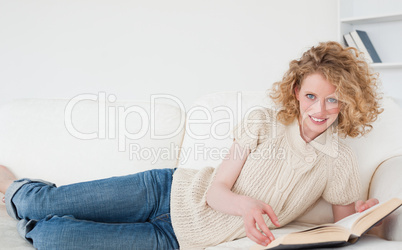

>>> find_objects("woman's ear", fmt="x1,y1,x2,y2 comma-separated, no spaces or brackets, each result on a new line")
294,85,300,101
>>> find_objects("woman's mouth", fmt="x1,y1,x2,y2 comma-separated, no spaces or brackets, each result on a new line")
309,115,328,125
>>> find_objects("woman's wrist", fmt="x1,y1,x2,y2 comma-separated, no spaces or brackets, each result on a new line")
235,195,251,216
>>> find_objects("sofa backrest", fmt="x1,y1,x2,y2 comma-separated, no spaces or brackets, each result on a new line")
0,98,185,185
180,91,402,224
177,91,273,169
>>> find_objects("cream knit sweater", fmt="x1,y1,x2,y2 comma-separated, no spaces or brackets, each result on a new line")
170,108,361,249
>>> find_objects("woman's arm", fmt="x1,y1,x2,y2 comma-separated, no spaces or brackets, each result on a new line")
206,140,280,247
332,198,380,222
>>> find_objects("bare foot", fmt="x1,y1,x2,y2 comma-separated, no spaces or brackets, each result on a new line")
0,165,17,195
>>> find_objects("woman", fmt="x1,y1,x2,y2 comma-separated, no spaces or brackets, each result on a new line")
0,41,383,249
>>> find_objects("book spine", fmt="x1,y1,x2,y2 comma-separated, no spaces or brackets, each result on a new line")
356,30,382,63
344,33,358,49
350,30,373,63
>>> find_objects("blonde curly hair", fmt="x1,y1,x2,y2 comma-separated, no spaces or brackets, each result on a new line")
268,41,383,138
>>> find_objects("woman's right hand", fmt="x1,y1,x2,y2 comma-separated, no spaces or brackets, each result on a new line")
239,196,280,246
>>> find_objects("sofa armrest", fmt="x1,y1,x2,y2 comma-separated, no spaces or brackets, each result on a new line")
368,156,402,241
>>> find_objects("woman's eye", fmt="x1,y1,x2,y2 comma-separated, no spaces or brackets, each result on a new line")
327,98,338,103
306,94,315,100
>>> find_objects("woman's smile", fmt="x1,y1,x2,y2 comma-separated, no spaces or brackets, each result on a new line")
309,115,328,124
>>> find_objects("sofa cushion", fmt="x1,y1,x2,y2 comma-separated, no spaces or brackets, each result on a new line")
0,202,32,249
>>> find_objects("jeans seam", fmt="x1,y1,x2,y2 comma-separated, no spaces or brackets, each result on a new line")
150,213,170,223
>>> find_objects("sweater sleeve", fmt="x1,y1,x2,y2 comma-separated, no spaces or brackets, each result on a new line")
231,108,273,153
322,145,361,205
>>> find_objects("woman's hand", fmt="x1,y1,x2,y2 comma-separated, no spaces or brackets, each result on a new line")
239,196,280,246
355,198,382,227
333,198,381,224
355,198,379,213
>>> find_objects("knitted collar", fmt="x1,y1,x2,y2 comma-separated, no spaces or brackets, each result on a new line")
285,118,339,159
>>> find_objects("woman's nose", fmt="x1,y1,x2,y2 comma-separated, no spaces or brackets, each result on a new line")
311,99,327,117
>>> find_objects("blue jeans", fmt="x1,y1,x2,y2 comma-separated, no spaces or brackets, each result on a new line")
5,168,180,250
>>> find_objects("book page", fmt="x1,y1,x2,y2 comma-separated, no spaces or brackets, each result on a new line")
335,203,380,230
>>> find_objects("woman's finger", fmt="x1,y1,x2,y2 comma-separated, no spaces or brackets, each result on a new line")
355,200,365,212
244,216,270,246
263,204,280,227
245,217,268,243
247,230,267,247
366,198,379,208
249,224,271,246
254,212,274,242
357,198,379,212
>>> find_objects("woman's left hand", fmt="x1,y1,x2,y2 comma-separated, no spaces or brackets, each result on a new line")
355,198,379,213
355,198,382,227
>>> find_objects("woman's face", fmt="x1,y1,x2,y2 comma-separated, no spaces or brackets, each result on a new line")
295,72,340,141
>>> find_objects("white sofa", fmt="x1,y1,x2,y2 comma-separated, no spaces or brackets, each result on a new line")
0,91,402,250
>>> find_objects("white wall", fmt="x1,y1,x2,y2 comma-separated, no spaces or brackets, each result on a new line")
0,0,339,109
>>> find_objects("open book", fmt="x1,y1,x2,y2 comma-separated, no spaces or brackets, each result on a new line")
251,198,402,250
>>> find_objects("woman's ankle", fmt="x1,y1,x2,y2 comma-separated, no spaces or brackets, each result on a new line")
0,165,17,194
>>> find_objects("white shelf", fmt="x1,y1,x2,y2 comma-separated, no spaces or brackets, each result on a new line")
341,13,402,24
371,62,402,69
